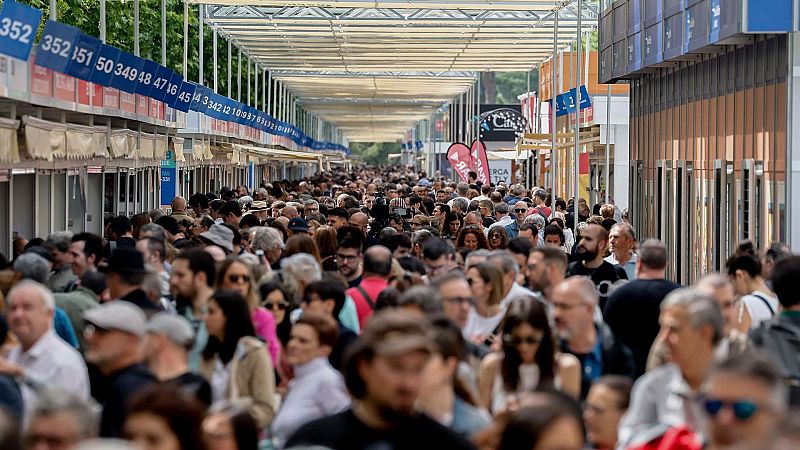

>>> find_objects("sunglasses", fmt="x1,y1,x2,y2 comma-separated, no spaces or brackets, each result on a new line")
503,334,542,346
703,398,760,421
264,301,290,311
466,277,480,286
227,274,251,283
514,209,527,213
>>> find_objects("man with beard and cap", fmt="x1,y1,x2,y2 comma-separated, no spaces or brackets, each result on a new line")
285,311,474,449
566,224,627,308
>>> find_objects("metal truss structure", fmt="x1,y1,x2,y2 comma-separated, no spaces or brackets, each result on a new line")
193,0,598,141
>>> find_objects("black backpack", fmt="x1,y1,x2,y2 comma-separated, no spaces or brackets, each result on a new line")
750,319,800,406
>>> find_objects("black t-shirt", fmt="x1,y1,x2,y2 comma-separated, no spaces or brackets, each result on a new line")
285,408,476,450
603,278,680,377
167,372,212,407
566,261,627,308
97,364,157,438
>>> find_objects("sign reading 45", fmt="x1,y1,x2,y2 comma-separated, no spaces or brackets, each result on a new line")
0,0,41,61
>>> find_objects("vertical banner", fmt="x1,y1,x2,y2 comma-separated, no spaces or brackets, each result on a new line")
160,149,177,207
579,152,590,203
469,139,491,184
446,142,474,183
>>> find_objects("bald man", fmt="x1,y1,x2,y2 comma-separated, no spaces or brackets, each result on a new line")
551,276,635,399
348,212,369,235
347,245,392,328
170,196,193,223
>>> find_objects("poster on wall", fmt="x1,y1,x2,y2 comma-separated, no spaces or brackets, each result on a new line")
488,159,512,185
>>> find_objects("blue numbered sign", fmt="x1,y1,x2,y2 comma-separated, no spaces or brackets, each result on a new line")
89,44,119,86
109,50,144,93
172,80,195,112
162,72,183,107
66,32,102,81
134,59,158,96
36,20,81,72
149,65,174,102
0,0,41,60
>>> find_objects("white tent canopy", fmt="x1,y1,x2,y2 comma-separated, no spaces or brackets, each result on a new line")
193,0,598,142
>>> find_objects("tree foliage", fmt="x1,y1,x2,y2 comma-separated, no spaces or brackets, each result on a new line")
18,0,265,106
349,141,399,165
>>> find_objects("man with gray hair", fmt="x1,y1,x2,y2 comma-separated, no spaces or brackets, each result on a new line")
703,352,788,449
604,239,680,377
490,202,513,230
448,197,469,216
487,251,535,308
617,288,724,449
13,253,51,285
551,276,635,400
606,222,638,280
251,227,284,270
45,231,77,293
0,281,90,421
456,182,469,198
25,389,99,449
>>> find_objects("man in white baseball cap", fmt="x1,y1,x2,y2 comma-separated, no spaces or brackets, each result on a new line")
143,313,211,406
83,302,156,438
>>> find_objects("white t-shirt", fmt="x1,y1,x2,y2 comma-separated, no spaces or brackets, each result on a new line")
463,306,506,341
741,291,779,329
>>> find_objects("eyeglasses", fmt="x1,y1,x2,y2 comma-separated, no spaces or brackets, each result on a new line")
264,301,290,311
227,274,251,283
444,296,476,306
703,398,761,421
306,208,319,213
490,235,501,240
503,334,542,346
335,253,359,261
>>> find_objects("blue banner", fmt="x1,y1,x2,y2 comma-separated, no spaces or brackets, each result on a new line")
173,80,195,112
65,32,102,81
149,65,174,102
0,0,41,61
89,44,119,86
134,59,159,96
109,50,143,93
35,20,81,72
162,72,183,106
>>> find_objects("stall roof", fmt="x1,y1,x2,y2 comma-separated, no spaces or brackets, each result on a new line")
194,0,598,142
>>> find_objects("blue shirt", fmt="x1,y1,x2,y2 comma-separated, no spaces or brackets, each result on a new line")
54,307,79,348
504,222,520,238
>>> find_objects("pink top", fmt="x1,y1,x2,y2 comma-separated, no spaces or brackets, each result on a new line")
251,307,280,366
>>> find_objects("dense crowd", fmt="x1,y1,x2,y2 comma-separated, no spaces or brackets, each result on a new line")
0,165,798,450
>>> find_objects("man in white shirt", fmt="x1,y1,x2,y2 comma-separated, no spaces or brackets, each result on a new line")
605,223,638,280
0,281,90,420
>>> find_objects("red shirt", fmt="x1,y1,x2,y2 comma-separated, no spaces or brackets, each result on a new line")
347,276,389,329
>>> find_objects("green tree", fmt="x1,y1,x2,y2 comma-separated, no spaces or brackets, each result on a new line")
349,142,400,165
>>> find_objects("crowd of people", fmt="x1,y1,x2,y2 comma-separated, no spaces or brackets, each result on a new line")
0,165,798,450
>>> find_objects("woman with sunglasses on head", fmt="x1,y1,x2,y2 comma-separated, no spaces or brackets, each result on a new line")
201,290,277,431
216,257,280,367
487,227,510,251
479,297,581,414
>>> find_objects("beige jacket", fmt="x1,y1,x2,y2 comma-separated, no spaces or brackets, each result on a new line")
201,336,277,429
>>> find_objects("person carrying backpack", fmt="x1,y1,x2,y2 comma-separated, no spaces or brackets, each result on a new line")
749,254,800,407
